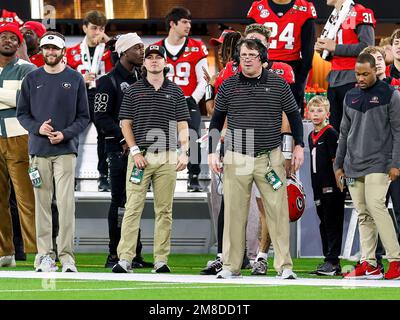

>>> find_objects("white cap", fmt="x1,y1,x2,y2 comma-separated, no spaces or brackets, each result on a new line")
115,33,143,56
40,34,65,49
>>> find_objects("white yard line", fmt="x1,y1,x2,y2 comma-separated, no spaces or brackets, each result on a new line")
0,285,269,293
0,271,399,288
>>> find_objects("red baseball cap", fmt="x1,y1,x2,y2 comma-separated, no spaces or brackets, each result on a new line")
22,21,47,38
0,23,23,43
209,29,235,46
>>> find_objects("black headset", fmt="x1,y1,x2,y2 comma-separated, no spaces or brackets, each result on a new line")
233,38,268,65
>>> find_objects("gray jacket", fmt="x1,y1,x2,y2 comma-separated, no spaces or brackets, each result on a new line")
334,80,400,177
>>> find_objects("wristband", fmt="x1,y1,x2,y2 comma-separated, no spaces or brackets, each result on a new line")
205,84,215,102
130,145,141,157
281,133,293,160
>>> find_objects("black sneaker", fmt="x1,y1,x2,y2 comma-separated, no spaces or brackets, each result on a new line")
200,258,223,275
187,175,203,192
112,260,133,273
98,176,111,192
105,254,119,268
315,261,342,276
152,262,171,273
241,255,252,270
132,256,154,268
377,260,385,274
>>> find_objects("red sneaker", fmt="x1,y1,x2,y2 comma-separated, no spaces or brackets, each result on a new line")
384,261,400,280
343,261,383,280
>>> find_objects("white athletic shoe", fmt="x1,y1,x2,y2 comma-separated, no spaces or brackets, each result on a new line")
112,260,133,273
216,269,242,279
35,255,58,272
277,268,297,279
0,255,16,267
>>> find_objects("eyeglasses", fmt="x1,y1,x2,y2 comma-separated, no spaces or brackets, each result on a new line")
239,54,260,61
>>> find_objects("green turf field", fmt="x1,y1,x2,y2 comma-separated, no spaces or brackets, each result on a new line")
0,253,399,300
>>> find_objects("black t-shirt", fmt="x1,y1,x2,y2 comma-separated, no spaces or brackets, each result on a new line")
308,125,340,199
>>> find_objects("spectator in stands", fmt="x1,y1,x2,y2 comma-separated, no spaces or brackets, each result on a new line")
94,33,152,269
307,96,344,276
208,38,304,279
66,10,113,192
379,36,394,66
17,31,90,272
315,0,376,132
388,29,400,80
0,23,37,268
112,45,190,274
153,7,209,192
335,53,400,280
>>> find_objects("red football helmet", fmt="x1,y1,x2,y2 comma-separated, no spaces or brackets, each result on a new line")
287,175,306,222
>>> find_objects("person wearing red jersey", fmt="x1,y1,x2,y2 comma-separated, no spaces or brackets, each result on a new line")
66,10,113,192
153,7,209,192
247,0,316,115
19,21,46,67
315,0,376,132
0,9,23,26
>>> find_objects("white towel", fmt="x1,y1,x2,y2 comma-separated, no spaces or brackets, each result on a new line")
79,37,105,89
320,0,354,60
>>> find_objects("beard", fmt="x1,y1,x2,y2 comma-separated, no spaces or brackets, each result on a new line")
43,53,64,66
0,48,17,57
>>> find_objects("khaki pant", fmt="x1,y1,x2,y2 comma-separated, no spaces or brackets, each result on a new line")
0,135,36,256
223,149,293,273
117,151,177,264
31,154,76,265
349,173,400,265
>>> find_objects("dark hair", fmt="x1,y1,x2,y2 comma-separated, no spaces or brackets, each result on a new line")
83,10,107,27
234,38,268,63
244,23,271,41
390,28,400,45
165,7,191,31
42,31,65,41
356,53,376,68
220,31,242,66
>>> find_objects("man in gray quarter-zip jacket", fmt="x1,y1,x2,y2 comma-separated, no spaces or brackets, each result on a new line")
334,53,400,280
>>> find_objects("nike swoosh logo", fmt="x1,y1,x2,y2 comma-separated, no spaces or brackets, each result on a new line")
318,142,324,145
183,53,191,57
365,270,379,276
352,99,359,104
36,85,43,89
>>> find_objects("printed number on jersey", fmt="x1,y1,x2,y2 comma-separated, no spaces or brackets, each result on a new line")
167,62,191,86
94,93,109,112
264,22,295,49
